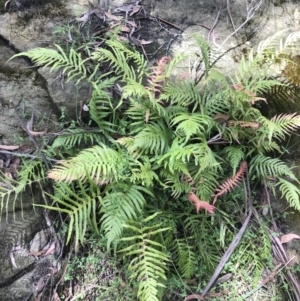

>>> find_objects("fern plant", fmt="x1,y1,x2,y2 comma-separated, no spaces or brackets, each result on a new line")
5,30,300,301
119,212,170,301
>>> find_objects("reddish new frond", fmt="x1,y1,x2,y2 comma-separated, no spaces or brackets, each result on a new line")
144,56,171,122
146,56,171,98
213,161,247,204
188,192,216,214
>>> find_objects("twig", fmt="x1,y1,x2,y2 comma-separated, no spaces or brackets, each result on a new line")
201,209,253,296
0,150,59,163
154,16,182,31
241,262,288,299
200,169,253,297
12,103,51,168
263,179,277,231
226,0,236,32
217,0,263,50
207,123,226,144
207,8,221,47
195,41,247,85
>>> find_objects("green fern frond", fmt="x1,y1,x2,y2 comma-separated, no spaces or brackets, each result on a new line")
129,157,159,186
91,39,148,81
249,155,296,180
164,54,187,79
223,146,245,174
160,81,201,107
257,29,300,56
160,170,189,197
125,105,163,136
191,169,219,202
119,212,170,301
256,115,282,143
277,178,300,210
119,121,171,157
256,29,290,54
91,47,134,80
101,183,151,249
89,78,121,133
263,82,300,114
193,35,212,77
202,90,230,116
0,160,46,220
37,180,101,250
51,128,105,149
249,138,283,155
235,31,300,85
171,112,214,141
48,144,126,183
172,238,196,278
183,214,222,273
196,142,222,173
259,140,282,154
157,138,194,175
10,44,87,84
123,80,166,116
256,113,300,144
270,113,300,137
106,39,148,79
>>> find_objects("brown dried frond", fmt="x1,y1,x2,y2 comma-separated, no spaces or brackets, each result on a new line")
188,192,216,214
213,161,247,204
147,56,171,98
228,120,260,129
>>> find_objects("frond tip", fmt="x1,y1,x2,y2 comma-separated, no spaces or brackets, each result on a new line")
188,192,215,214
119,212,170,301
48,145,124,184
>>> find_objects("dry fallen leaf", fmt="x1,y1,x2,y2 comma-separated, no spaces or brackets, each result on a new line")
229,120,260,129
28,129,47,136
121,26,131,32
105,12,123,21
139,39,153,45
126,20,137,27
0,145,20,150
130,5,141,16
281,233,300,244
26,114,47,136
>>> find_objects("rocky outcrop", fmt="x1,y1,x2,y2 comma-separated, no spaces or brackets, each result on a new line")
0,189,61,301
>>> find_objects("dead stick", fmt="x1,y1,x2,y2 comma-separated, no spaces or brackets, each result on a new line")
201,207,253,296
200,170,253,297
0,150,59,163
12,103,51,168
154,16,182,31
